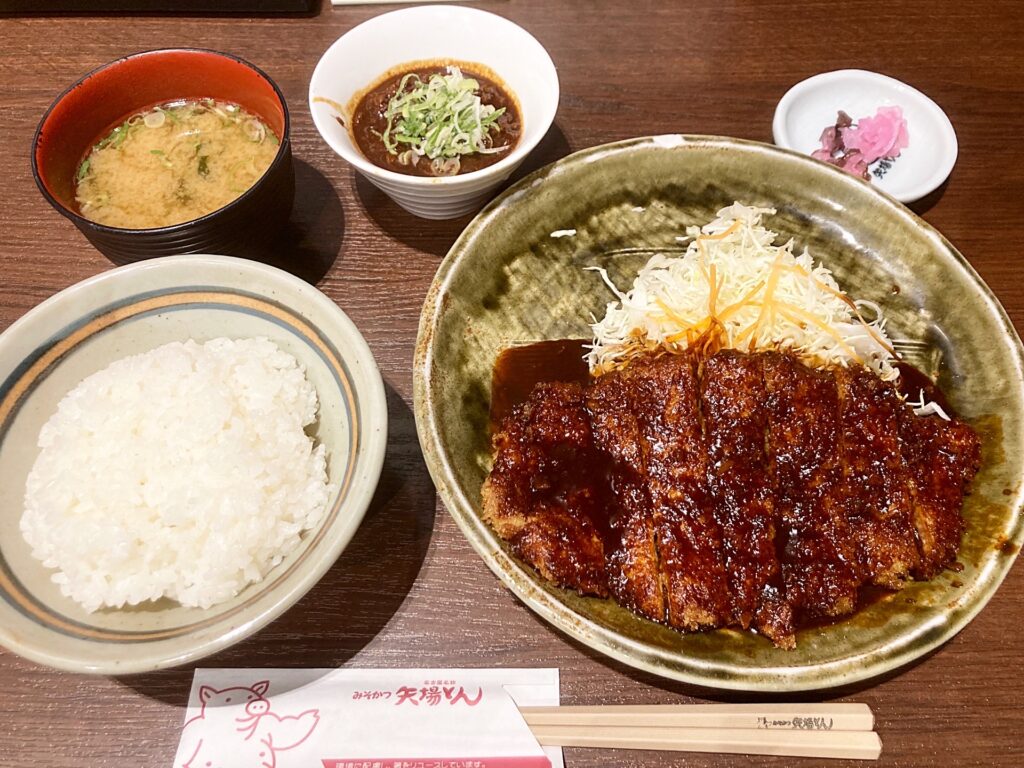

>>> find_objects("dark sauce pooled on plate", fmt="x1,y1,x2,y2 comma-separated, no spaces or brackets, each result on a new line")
490,340,591,431
894,361,953,414
349,60,521,178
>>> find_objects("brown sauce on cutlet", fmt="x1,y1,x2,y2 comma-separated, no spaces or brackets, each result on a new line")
484,343,980,647
486,379,614,593
763,353,860,623
591,353,731,630
492,347,944,435
701,352,793,644
835,366,923,584
585,367,667,623
490,340,591,431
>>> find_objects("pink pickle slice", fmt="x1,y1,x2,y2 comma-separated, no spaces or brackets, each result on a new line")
840,106,909,164
811,106,909,179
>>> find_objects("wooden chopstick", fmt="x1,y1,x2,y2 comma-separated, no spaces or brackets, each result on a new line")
529,725,882,760
520,705,880,760
520,703,874,732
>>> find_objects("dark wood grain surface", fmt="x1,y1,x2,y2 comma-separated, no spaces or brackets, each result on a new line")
2,2,1023,765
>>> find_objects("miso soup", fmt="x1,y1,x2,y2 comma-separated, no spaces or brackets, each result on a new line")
74,99,279,229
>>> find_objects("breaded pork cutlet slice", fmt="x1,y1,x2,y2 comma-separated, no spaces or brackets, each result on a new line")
899,406,981,578
835,367,921,587
702,351,794,648
641,352,732,632
762,352,861,620
482,381,609,596
585,367,666,622
593,352,733,631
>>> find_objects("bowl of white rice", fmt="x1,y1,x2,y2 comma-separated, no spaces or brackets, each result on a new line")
0,255,387,673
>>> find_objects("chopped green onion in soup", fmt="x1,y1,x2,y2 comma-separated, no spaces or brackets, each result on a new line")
74,99,279,229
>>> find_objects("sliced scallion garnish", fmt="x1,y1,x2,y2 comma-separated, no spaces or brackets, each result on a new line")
149,149,172,168
381,66,508,174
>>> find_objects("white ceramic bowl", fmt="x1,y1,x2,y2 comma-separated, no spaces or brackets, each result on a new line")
0,255,387,673
309,5,559,219
773,69,957,203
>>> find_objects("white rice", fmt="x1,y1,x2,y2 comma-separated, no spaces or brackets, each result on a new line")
20,337,332,612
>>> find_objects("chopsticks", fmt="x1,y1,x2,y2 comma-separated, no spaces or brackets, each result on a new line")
520,704,881,761
521,703,874,731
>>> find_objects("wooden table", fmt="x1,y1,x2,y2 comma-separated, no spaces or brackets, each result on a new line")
2,1,1022,765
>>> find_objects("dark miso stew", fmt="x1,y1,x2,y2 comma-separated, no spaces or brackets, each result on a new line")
349,61,521,178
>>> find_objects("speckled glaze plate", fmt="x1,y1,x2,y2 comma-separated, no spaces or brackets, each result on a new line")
414,136,1024,691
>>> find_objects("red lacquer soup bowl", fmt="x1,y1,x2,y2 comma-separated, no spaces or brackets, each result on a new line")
32,49,293,263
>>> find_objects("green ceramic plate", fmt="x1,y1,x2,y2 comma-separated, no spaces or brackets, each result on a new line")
413,135,1024,691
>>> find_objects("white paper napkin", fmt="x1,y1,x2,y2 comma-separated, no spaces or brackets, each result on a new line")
173,668,562,768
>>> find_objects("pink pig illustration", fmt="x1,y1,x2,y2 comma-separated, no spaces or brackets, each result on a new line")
179,680,319,768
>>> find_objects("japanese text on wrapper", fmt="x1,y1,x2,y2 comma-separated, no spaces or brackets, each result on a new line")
351,682,483,707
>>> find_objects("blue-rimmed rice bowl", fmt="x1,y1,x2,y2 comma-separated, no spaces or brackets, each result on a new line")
0,255,386,673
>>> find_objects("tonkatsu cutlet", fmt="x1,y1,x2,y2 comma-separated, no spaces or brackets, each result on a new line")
585,364,665,622
900,409,982,579
763,353,860,620
589,352,731,631
482,348,981,647
702,351,793,647
835,367,922,587
481,381,609,596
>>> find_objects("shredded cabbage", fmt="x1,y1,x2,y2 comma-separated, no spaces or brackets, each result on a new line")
586,203,898,380
906,389,952,421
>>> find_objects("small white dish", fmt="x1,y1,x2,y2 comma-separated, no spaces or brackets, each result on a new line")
309,5,559,220
773,69,957,203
